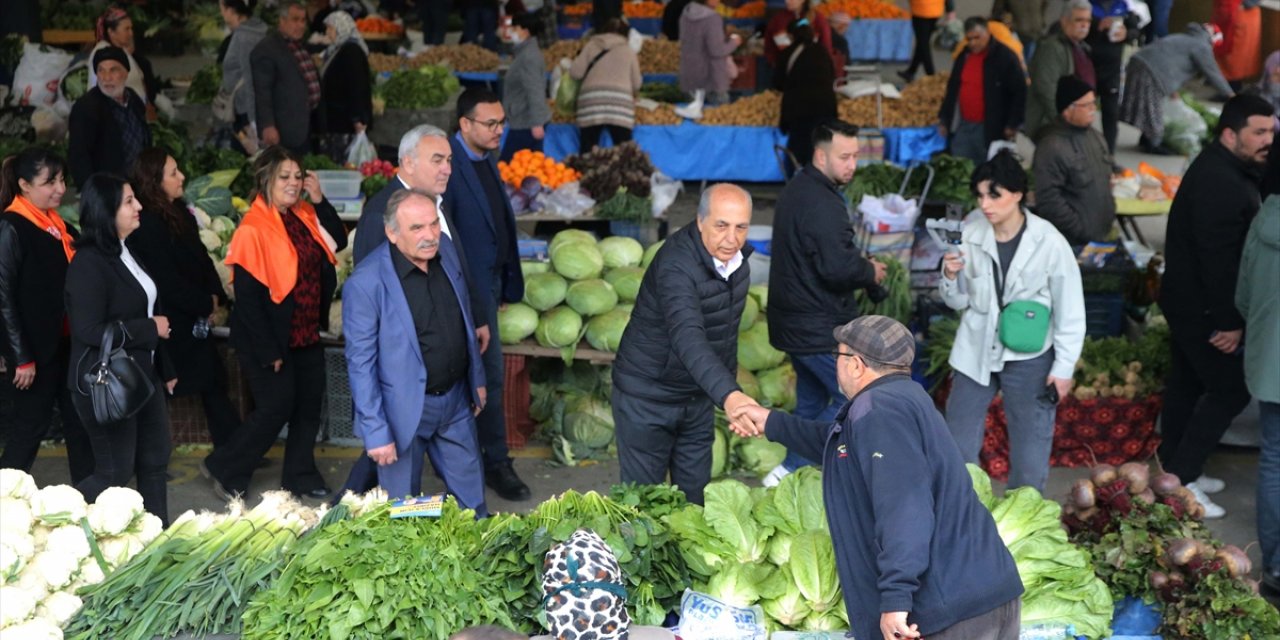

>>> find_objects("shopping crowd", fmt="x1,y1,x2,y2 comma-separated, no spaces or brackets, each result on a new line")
1,0,1278,636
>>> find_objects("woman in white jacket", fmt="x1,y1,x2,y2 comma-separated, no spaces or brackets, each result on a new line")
940,150,1085,492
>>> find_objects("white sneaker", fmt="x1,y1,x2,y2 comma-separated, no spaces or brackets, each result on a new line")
762,464,791,488
1194,474,1226,494
1185,482,1227,519
674,102,704,120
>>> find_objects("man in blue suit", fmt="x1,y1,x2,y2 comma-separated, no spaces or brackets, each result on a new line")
443,87,530,501
342,189,488,514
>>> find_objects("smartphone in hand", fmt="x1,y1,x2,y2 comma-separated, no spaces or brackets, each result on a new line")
1040,383,1060,405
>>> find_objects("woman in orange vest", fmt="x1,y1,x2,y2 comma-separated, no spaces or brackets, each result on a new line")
900,0,954,82
0,148,93,480
200,145,348,501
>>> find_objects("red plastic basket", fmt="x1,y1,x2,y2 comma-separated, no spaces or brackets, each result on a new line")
503,354,535,449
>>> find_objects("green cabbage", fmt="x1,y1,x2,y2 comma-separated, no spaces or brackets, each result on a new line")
711,428,728,478
497,302,538,344
562,395,614,448
789,531,841,613
549,229,597,257
521,260,550,277
736,368,761,400
739,295,760,332
585,307,631,352
758,363,797,411
733,436,786,477
565,279,618,316
523,272,569,311
640,239,664,268
551,241,605,281
748,284,768,311
604,267,644,303
597,236,644,268
737,322,786,372
535,306,583,348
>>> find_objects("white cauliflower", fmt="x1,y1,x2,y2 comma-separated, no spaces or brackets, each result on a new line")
0,497,34,535
191,205,212,229
0,585,37,627
0,469,37,501
1,531,36,582
29,524,53,550
28,486,87,526
87,487,145,537
13,564,50,600
36,591,82,626
134,514,164,546
97,535,145,570
70,556,105,590
199,228,223,253
44,526,91,563
0,615,64,640
210,216,237,242
28,550,79,591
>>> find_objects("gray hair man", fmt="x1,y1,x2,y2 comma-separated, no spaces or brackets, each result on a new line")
1025,0,1095,140
610,183,763,505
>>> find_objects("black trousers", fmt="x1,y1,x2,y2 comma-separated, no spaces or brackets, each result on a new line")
1157,316,1252,485
906,16,937,76
0,342,93,483
579,125,633,154
612,387,714,505
189,356,242,447
72,371,171,525
205,345,327,495
783,116,826,173
417,0,452,45
1095,68,1122,154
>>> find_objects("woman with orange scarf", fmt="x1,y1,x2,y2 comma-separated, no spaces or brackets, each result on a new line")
200,146,347,500
0,148,93,480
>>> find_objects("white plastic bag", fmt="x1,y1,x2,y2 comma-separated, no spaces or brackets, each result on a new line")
857,193,921,233
1162,96,1207,156
345,131,377,166
542,181,596,218
650,171,682,218
987,140,1017,160
676,590,768,640
628,28,645,53
11,43,73,107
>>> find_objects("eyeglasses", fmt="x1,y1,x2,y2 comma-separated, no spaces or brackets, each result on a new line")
831,351,857,359
1070,100,1097,111
465,116,507,132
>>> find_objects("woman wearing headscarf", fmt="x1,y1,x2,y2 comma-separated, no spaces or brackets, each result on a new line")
87,5,157,106
318,10,373,163
0,148,93,481
774,18,837,170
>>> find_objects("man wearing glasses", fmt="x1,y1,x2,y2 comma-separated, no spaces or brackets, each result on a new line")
443,87,532,502
1031,75,1117,247
732,315,1024,640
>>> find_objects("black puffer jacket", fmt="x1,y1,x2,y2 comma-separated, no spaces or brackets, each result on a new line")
769,166,879,353
612,223,752,405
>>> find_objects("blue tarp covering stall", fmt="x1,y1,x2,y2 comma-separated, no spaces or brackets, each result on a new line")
846,19,913,62
543,123,944,181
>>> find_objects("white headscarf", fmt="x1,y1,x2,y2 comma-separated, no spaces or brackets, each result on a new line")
322,11,369,74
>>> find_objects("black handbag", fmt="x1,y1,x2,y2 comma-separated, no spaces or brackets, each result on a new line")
78,322,155,425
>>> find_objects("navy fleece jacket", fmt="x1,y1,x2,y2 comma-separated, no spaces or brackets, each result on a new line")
765,374,1023,639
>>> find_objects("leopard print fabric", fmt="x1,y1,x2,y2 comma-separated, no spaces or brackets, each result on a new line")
541,529,630,640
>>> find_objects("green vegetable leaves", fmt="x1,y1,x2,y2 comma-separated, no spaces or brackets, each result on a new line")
381,65,460,110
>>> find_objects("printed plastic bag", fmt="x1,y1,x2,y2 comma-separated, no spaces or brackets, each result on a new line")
857,193,921,233
11,43,73,107
650,172,681,218
345,131,377,166
676,590,768,640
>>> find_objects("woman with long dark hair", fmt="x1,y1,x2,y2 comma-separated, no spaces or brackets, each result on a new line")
66,173,176,524
201,146,346,500
0,149,93,480
129,148,242,447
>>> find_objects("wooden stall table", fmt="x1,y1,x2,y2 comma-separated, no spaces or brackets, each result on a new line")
42,30,96,46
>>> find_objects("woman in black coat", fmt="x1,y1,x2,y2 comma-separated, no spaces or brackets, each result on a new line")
0,148,93,480
129,148,242,446
318,11,373,163
775,19,838,172
66,173,176,524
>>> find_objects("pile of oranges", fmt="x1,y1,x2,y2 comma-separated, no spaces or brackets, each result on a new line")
815,0,909,19
622,1,664,17
717,1,766,18
562,3,593,16
499,150,581,190
356,16,404,34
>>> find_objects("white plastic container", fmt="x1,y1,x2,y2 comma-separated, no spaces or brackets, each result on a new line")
314,170,363,200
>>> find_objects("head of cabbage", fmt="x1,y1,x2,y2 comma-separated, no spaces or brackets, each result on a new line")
551,242,605,281
521,260,551,277
498,303,539,344
748,284,768,312
563,394,615,448
549,229,598,257
535,306,583,348
737,321,786,372
524,272,569,311
739,295,759,332
585,307,631,352
597,236,644,268
640,239,664,269
565,279,618,317
758,363,797,411
603,267,644,303
737,368,761,400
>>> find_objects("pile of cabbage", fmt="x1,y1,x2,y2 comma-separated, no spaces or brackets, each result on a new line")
666,469,848,631
0,470,163,639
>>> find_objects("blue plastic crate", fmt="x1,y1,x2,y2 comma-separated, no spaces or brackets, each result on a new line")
1085,292,1125,337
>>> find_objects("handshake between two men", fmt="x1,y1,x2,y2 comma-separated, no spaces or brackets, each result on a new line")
723,391,772,439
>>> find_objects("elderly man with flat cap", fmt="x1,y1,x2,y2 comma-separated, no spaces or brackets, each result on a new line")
68,46,152,187
734,316,1024,640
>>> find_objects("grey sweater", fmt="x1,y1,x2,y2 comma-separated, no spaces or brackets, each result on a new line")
503,38,552,129
1129,23,1232,97
221,17,269,121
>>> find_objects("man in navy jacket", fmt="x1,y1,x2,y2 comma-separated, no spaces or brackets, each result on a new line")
735,316,1024,640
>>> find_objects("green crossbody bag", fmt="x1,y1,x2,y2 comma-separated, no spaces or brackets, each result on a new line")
992,257,1051,353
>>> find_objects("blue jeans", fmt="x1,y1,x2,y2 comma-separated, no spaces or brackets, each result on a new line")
950,120,987,165
1151,0,1172,39
945,351,1057,492
781,352,846,471
1259,401,1280,574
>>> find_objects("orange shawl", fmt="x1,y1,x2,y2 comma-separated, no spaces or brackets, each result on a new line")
5,195,75,262
224,196,337,304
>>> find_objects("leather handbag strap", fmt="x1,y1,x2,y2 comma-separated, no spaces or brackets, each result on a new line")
97,324,118,370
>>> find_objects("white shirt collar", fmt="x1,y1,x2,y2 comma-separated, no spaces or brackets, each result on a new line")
396,176,451,239
713,251,744,280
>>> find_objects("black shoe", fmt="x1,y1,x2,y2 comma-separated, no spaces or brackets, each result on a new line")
1139,140,1178,156
896,69,914,83
199,458,238,502
486,462,531,501
1263,568,1280,596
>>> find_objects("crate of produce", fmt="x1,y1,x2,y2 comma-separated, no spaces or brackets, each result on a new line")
314,170,363,200
1085,292,1125,337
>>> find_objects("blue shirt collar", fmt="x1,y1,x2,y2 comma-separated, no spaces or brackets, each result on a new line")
454,131,486,161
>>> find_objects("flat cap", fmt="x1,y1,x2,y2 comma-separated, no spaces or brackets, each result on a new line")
832,315,915,369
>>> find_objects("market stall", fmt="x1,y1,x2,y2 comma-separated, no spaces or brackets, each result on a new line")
843,19,914,62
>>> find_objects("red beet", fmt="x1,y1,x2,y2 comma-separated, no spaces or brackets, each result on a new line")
1151,472,1182,497
1136,488,1156,505
1118,462,1150,494
1071,479,1097,509
1215,545,1251,579
1167,539,1200,566
1091,464,1118,486
1096,479,1130,503
1149,571,1170,590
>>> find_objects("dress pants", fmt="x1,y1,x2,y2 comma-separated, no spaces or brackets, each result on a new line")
376,382,487,517
475,276,511,471
906,16,937,76
578,125,633,154
612,386,715,505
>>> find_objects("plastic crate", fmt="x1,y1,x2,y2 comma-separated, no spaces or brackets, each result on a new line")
314,170,363,200
1085,292,1125,337
504,354,535,449
321,347,356,443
